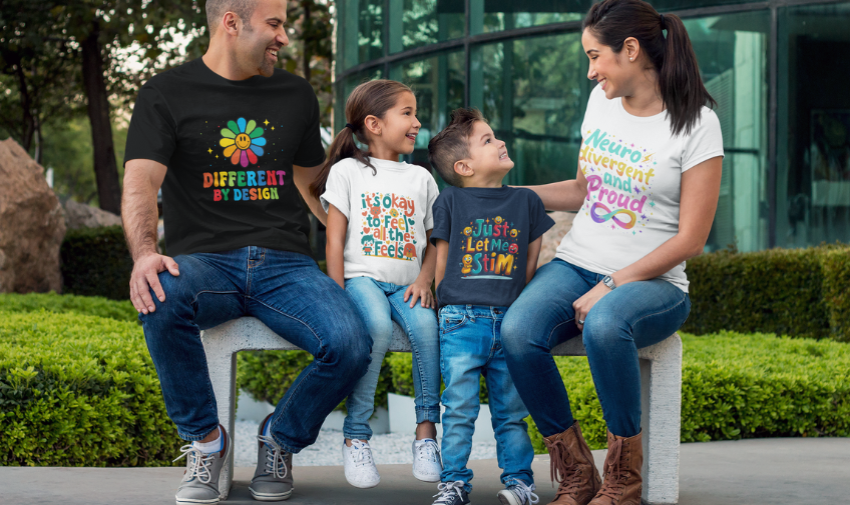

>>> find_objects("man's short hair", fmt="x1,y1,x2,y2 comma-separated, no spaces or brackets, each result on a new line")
206,0,259,35
427,108,486,187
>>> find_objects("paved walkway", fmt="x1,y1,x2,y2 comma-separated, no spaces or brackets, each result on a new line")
2,438,847,505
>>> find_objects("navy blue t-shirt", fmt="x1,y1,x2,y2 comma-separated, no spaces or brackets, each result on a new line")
430,185,555,308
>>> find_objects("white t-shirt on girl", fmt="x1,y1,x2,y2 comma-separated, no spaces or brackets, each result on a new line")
556,84,724,292
321,156,440,286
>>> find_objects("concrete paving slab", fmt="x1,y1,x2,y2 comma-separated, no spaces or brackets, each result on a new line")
1,438,847,505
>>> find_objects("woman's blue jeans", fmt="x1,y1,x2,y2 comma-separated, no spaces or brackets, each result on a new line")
501,259,690,438
439,305,534,492
343,276,441,440
139,247,372,454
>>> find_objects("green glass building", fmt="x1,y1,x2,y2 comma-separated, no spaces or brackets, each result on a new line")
334,0,850,252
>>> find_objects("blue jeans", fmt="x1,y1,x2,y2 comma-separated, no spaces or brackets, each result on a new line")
501,259,690,438
140,247,371,453
439,305,534,492
343,277,441,440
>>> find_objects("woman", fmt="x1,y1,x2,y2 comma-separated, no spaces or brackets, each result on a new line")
500,1,724,504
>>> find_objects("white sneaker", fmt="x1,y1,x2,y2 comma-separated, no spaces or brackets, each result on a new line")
342,439,381,489
412,438,443,482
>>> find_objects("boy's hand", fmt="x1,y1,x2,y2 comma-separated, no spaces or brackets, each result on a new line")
404,280,435,309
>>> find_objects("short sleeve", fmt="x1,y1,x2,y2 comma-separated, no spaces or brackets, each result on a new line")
429,191,452,245
423,175,440,231
292,91,327,167
320,162,351,219
681,108,725,172
124,84,176,167
527,191,555,243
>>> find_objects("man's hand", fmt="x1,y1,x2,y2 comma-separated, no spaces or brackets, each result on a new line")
404,279,435,309
130,252,180,314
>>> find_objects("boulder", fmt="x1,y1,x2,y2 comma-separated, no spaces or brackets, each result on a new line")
538,211,576,266
64,199,122,230
0,138,66,293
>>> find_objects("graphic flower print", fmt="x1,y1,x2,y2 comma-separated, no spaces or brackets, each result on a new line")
219,118,266,167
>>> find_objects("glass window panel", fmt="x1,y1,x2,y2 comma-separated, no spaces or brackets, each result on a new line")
777,2,850,248
684,12,770,253
389,51,465,174
358,0,385,65
394,0,465,53
470,33,591,187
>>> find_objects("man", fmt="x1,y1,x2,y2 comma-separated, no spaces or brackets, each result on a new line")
122,1,371,503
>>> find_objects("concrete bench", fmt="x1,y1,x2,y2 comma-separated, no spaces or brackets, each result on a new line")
201,317,682,504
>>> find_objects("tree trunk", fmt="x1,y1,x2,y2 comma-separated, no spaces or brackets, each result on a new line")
9,53,35,152
81,22,121,214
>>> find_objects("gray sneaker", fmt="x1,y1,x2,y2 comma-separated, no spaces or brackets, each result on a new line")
174,426,230,505
497,481,539,505
432,481,470,505
249,418,293,501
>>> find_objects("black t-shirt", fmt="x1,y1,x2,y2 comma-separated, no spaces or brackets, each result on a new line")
124,58,326,257
430,186,554,308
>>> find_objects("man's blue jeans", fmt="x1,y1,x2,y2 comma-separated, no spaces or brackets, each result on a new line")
439,305,534,492
343,277,441,441
501,259,690,439
140,247,371,454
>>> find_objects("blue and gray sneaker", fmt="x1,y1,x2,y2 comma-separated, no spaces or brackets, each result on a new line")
432,481,470,505
174,425,230,504
497,481,539,505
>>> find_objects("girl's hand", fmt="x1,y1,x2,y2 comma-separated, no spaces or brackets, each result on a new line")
404,280,435,309
573,282,612,330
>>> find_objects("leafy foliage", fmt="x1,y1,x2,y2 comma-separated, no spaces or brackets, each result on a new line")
0,292,137,322
61,225,133,301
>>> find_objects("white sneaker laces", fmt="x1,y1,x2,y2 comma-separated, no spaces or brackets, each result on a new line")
416,439,440,463
433,481,465,504
258,434,288,479
349,439,375,467
510,481,540,505
174,444,214,484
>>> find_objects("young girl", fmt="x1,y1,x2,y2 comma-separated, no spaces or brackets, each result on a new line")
311,80,442,489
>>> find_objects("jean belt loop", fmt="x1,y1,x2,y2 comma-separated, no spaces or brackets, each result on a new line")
466,304,475,323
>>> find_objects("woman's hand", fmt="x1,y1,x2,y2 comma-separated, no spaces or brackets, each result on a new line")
404,279,435,309
573,282,612,330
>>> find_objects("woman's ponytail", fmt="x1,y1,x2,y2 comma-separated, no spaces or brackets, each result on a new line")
309,79,414,200
657,13,716,136
583,0,716,136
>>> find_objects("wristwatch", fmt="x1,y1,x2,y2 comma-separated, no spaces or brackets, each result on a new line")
602,275,617,290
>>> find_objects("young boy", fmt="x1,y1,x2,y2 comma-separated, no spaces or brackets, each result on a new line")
427,108,555,505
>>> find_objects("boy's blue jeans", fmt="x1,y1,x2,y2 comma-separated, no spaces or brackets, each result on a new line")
343,277,441,440
501,258,690,439
439,304,534,493
140,247,372,454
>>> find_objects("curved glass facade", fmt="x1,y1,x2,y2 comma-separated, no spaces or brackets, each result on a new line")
335,0,850,252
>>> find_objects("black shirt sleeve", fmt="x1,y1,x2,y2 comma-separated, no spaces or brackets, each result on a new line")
429,191,452,245
527,190,556,243
292,91,327,167
124,84,176,167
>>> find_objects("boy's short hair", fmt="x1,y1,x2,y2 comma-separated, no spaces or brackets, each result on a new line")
428,108,486,187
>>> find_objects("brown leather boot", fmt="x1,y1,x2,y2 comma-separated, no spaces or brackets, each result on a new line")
543,421,601,505
588,431,643,505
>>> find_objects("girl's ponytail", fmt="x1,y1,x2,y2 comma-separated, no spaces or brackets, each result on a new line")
310,79,414,199
657,13,716,136
582,0,716,136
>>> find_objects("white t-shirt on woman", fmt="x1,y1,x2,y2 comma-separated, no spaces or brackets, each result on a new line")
556,84,724,292
321,156,439,286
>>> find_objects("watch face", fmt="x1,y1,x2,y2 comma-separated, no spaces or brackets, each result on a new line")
603,275,615,288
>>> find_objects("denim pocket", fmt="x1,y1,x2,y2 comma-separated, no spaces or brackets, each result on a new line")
440,315,467,334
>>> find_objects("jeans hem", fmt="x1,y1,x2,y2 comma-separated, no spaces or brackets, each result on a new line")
503,476,534,487
415,408,442,424
177,424,219,442
342,432,373,441
270,433,301,455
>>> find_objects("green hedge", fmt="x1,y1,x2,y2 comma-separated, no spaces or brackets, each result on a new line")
0,309,181,466
61,225,133,301
684,245,850,342
0,292,137,323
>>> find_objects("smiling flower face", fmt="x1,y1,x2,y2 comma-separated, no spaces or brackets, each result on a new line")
219,118,267,167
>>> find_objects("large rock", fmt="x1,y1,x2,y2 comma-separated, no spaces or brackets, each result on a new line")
0,138,66,293
538,211,576,266
64,199,122,230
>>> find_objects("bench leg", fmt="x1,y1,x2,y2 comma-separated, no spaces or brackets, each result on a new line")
639,335,682,505
202,332,237,501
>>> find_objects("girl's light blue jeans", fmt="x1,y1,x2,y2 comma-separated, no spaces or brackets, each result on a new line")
343,276,441,440
501,259,690,438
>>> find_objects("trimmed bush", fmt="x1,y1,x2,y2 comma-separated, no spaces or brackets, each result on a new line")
685,244,850,341
0,310,181,466
61,225,133,301
0,292,137,323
